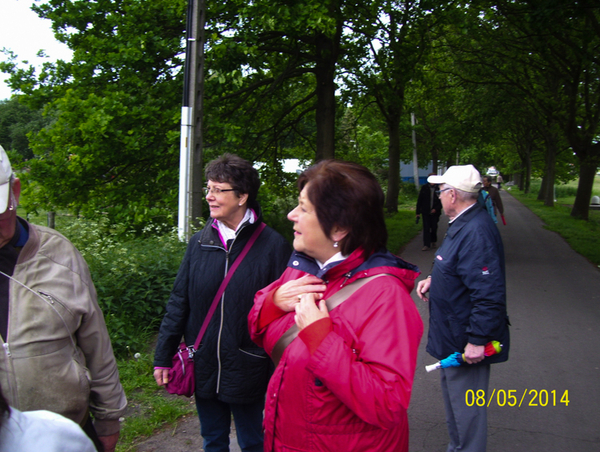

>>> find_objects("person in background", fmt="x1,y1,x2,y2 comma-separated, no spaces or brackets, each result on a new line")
249,160,423,452
0,383,96,452
416,173,443,250
416,164,510,452
483,175,504,219
153,154,292,452
496,174,503,190
0,145,127,452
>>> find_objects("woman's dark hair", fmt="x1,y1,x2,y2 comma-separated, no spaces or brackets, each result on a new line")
0,383,11,430
204,153,260,209
298,160,388,258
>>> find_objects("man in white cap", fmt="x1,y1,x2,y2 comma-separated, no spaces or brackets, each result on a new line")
416,164,510,452
0,145,127,452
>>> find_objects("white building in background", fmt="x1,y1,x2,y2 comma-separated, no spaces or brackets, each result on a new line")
400,161,434,186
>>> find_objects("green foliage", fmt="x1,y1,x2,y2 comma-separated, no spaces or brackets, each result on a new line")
55,216,187,357
256,176,297,244
385,210,421,256
4,0,187,232
116,352,195,451
0,98,47,160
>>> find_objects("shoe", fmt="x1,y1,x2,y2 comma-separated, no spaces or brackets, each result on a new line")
422,246,430,251
431,242,437,248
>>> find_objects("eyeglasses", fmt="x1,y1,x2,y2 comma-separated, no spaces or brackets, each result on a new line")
436,188,452,196
203,186,235,196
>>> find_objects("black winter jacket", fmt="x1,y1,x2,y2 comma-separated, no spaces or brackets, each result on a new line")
416,183,442,216
154,213,292,403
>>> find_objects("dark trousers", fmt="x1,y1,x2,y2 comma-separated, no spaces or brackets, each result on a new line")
196,397,264,452
422,214,440,247
440,364,491,452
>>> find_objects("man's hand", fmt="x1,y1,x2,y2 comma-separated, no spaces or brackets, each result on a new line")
463,343,485,364
98,432,119,452
416,277,431,302
154,368,170,386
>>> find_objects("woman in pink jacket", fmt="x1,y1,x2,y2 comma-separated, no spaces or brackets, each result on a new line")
248,160,423,451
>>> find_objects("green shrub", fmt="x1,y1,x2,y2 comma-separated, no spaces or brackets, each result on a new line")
58,218,188,357
386,210,421,256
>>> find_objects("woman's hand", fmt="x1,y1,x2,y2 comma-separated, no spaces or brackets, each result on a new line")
154,368,170,386
273,274,327,312
295,294,329,330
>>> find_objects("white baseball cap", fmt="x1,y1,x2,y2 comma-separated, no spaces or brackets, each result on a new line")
0,145,13,213
427,164,482,193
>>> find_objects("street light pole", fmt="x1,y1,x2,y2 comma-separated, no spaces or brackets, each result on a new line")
178,0,206,241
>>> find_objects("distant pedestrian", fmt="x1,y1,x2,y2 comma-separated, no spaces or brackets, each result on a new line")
483,176,504,218
497,174,503,190
416,174,443,251
416,164,510,452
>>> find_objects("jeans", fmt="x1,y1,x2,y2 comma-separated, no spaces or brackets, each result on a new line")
196,397,264,452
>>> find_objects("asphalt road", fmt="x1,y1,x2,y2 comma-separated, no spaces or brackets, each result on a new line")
406,188,600,452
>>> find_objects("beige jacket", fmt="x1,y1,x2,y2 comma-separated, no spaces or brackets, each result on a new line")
0,221,127,436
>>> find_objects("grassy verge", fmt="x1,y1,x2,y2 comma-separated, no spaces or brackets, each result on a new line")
506,183,600,267
116,350,196,452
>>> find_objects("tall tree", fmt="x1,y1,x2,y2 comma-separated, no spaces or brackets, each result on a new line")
343,0,451,212
204,0,346,162
1,0,187,230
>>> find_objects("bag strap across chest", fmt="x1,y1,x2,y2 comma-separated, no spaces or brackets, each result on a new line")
271,273,390,367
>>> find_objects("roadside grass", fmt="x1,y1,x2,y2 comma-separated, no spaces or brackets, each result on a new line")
116,351,196,452
507,177,600,267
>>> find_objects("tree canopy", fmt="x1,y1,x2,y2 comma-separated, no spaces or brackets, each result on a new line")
0,0,598,227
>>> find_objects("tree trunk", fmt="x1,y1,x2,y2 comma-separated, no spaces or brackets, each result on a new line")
538,133,557,206
314,32,338,161
525,152,532,194
570,158,597,220
385,113,402,213
537,175,546,201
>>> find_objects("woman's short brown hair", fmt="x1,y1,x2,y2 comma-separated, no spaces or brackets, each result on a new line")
297,160,388,258
205,153,260,209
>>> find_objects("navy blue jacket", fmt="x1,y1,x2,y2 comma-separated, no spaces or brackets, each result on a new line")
426,203,510,364
154,211,292,403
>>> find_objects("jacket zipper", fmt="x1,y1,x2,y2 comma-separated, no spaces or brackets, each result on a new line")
215,246,230,394
211,220,249,394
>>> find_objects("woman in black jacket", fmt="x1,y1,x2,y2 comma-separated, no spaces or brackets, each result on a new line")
153,154,292,452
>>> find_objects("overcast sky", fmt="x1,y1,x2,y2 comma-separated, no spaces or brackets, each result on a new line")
0,0,72,100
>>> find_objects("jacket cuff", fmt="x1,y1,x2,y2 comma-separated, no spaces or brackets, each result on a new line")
467,335,488,346
257,288,287,330
94,418,122,436
299,318,333,354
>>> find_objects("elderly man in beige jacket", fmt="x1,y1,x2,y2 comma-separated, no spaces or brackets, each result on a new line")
0,145,126,452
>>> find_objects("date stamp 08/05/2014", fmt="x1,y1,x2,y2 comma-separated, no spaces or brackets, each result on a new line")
465,389,570,408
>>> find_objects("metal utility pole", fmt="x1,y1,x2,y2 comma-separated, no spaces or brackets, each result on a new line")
178,0,206,241
411,112,419,190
